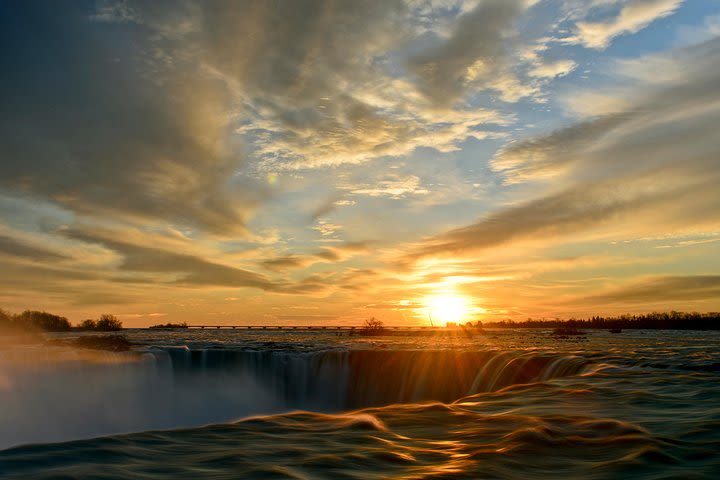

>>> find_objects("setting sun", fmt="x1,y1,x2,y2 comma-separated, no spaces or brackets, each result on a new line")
425,295,470,326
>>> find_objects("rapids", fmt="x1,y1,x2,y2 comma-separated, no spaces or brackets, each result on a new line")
1,329,719,478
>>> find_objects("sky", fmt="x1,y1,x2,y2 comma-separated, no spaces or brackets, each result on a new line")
1,0,720,327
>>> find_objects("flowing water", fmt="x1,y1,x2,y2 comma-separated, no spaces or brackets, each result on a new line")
0,329,719,478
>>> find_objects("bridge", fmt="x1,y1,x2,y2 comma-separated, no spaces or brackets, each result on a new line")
183,325,443,331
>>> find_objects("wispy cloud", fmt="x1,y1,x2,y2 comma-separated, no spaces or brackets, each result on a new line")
567,0,684,49
261,242,369,272
528,59,577,79
0,235,67,262
345,174,429,199
581,275,720,305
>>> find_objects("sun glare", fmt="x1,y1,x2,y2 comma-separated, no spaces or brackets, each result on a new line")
425,295,470,326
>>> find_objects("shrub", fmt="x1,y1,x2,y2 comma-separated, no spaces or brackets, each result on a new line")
96,314,123,331
77,319,97,331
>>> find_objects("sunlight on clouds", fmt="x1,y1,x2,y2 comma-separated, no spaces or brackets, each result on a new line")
528,59,577,79
561,91,631,117
568,0,684,49
312,220,343,237
345,175,429,199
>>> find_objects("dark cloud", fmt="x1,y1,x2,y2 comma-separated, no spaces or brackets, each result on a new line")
0,1,263,235
62,229,277,290
0,235,67,261
409,0,526,104
0,261,98,286
311,194,343,221
582,275,720,305
260,251,339,272
0,261,140,308
195,0,406,101
58,227,370,295
261,242,369,272
71,291,142,306
261,255,311,272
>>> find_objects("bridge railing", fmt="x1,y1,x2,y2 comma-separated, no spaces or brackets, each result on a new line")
182,325,439,330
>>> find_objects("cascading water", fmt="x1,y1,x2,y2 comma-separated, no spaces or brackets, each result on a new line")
153,347,589,408
0,344,589,449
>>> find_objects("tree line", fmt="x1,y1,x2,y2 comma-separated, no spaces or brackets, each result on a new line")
0,309,123,332
482,311,720,330
148,322,188,329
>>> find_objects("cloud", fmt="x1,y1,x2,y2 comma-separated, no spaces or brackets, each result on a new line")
270,314,336,322
311,195,345,221
117,0,506,171
364,300,423,310
0,261,98,287
560,92,632,117
673,13,720,47
0,0,513,183
56,227,301,293
528,59,577,78
261,256,313,272
499,39,720,183
261,242,369,272
407,177,697,259
569,0,683,49
0,259,145,309
345,174,429,198
0,0,521,260
0,2,264,235
491,113,632,183
0,235,67,262
53,226,374,296
91,0,140,23
407,38,720,260
312,219,343,237
409,0,528,103
581,275,720,305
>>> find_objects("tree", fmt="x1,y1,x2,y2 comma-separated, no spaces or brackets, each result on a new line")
14,310,71,331
365,317,384,329
78,319,97,331
96,314,123,331
361,317,385,336
149,322,188,329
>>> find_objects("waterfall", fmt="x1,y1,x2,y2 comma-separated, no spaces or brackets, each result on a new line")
0,345,589,448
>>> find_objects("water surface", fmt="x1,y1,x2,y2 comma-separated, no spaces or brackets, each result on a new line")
1,329,719,478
